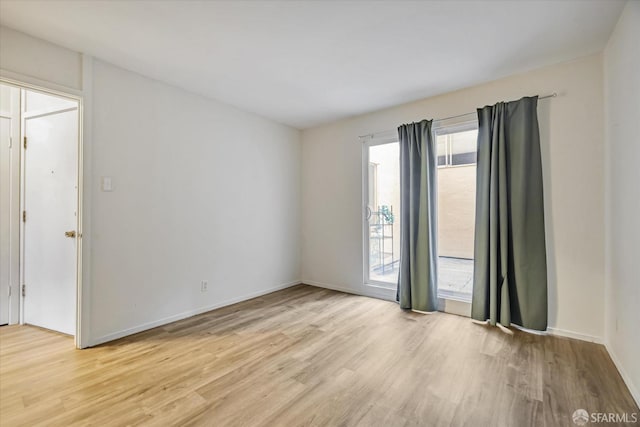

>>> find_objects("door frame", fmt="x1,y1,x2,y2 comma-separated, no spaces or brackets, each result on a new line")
0,85,20,326
0,75,85,347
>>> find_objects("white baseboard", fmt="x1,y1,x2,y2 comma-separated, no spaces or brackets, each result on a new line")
546,327,603,344
303,280,396,302
90,280,302,347
605,341,640,408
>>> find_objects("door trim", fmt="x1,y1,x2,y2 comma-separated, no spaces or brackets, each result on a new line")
0,86,20,325
0,75,85,348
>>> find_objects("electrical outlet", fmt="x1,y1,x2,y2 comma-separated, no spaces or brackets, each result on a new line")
201,280,208,292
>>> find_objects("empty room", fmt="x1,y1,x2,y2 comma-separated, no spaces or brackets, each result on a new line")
0,1,638,426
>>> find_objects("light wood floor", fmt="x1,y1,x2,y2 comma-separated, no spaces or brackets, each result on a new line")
0,285,637,427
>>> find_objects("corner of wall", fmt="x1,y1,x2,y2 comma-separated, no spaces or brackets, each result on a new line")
601,0,640,408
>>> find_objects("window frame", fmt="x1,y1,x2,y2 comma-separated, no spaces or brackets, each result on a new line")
434,121,479,169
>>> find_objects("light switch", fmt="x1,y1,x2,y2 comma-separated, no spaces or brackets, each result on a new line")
101,176,113,192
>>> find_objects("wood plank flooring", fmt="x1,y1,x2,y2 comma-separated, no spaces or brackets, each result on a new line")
0,285,637,426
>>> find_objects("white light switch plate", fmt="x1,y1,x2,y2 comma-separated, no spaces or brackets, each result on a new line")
102,176,113,192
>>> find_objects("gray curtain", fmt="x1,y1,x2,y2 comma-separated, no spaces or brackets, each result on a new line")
471,96,548,331
396,120,438,312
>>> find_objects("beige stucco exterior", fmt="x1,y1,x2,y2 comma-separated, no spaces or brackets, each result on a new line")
437,165,476,259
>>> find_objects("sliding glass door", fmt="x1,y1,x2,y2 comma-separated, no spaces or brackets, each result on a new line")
362,123,477,299
363,139,400,288
434,122,478,302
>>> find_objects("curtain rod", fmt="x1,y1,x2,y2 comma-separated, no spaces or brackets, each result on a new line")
358,92,557,139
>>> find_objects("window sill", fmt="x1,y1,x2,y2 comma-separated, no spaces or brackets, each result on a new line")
365,281,396,291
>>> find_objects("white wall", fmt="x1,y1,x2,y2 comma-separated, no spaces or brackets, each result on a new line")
604,1,640,405
0,26,302,345
302,54,606,341
90,60,301,343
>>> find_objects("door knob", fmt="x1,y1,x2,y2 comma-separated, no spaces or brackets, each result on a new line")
65,230,76,238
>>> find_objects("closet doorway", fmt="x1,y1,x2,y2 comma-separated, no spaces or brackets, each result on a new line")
0,81,80,337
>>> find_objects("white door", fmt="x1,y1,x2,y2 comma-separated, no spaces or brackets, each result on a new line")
22,90,78,336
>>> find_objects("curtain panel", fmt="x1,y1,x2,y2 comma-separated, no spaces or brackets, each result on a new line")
396,120,438,312
471,96,548,331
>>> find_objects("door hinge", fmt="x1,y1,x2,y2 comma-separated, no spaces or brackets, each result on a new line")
21,284,25,297
7,286,10,297
23,210,26,222
23,136,27,149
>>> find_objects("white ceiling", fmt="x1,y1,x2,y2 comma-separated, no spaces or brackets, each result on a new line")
0,1,625,129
